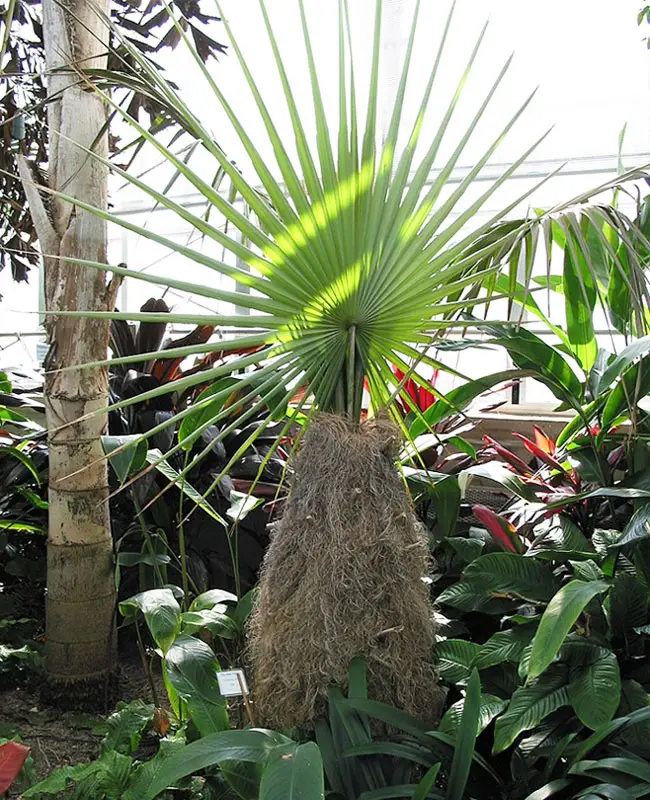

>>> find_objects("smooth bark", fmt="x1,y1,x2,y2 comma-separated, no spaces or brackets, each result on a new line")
19,0,120,685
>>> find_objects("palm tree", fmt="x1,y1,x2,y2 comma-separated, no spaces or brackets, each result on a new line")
41,0,639,725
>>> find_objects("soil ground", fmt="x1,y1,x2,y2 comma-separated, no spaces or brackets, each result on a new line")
0,638,164,794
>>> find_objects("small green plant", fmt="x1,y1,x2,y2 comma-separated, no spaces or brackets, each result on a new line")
118,585,239,735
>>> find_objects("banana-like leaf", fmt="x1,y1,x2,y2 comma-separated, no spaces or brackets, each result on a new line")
527,580,610,682
119,588,181,654
493,667,571,754
568,649,621,730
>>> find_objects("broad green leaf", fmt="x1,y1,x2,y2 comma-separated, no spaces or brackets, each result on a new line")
462,462,538,503
119,588,181,654
164,635,229,736
572,706,650,764
571,560,605,583
570,756,650,785
446,536,485,564
260,741,324,800
602,356,650,431
230,588,259,632
614,503,650,549
221,760,264,800
0,446,40,486
439,692,507,737
607,573,649,634
544,487,650,511
568,649,620,730
408,473,460,539
122,729,295,800
599,335,650,392
493,668,571,753
473,625,537,670
101,700,154,756
607,242,633,336
482,326,583,407
181,608,238,638
190,589,238,612
102,435,148,483
408,369,525,438
529,517,590,559
463,553,559,604
436,639,481,683
615,680,650,752
22,762,104,797
227,490,265,522
121,738,187,800
177,377,241,450
562,226,598,371
437,580,518,614
527,581,610,682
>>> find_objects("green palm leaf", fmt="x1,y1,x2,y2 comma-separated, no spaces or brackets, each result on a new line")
42,0,561,499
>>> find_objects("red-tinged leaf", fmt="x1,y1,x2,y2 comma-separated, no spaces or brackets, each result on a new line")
473,504,525,554
151,324,215,382
0,741,31,792
533,425,555,455
483,436,532,475
607,445,625,468
526,480,555,493
513,432,567,473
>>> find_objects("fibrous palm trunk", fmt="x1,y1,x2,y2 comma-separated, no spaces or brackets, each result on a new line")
18,0,120,697
249,414,441,729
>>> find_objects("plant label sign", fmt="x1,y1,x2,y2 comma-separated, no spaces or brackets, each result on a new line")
217,669,249,697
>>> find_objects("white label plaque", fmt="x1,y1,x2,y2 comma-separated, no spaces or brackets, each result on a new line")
217,669,248,697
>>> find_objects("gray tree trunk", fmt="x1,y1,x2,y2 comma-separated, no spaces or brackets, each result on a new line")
19,0,120,691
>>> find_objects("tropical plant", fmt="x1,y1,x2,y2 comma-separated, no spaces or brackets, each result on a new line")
37,0,544,727
106,303,288,597
0,370,47,620
420,411,650,798
479,177,650,364
35,0,650,727
0,0,226,282
74,658,487,800
118,584,238,734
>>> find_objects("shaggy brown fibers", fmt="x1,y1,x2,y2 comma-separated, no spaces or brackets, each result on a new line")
248,413,441,729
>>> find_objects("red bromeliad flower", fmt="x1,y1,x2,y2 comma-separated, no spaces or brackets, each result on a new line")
392,366,438,414
473,504,525,553
512,427,580,484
